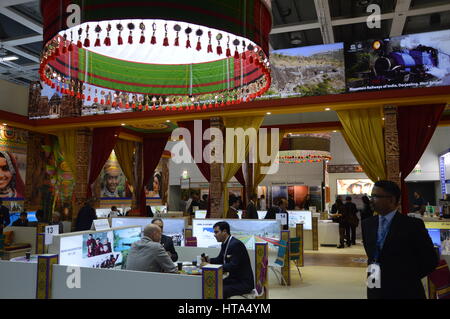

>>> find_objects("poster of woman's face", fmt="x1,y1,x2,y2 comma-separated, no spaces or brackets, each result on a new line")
0,126,27,200
145,171,162,198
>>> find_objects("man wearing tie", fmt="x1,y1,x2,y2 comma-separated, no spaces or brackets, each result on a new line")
362,180,437,299
201,221,254,299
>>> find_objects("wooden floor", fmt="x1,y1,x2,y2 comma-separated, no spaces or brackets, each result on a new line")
304,252,368,268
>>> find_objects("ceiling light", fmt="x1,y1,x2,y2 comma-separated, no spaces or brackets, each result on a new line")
0,56,19,62
290,37,302,45
382,117,385,120
2,123,7,126
266,112,271,115
166,120,171,122
325,108,331,111
333,130,337,133
121,123,126,126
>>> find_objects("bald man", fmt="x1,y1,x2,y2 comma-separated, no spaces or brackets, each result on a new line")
126,224,178,273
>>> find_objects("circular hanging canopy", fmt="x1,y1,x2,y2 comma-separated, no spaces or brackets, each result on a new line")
40,0,272,111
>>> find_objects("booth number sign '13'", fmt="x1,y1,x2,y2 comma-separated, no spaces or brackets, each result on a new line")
45,225,59,245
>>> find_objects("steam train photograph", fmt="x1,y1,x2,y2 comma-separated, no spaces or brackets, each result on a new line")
345,30,450,91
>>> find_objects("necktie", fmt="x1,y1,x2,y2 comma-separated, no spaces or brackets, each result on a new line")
377,216,388,250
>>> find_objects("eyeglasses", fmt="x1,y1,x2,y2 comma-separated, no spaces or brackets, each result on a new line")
369,194,393,199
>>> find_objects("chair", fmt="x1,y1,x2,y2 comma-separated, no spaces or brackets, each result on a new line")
229,255,269,299
185,237,197,247
289,237,302,280
268,239,288,285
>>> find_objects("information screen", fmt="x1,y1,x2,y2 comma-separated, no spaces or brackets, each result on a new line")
192,219,281,249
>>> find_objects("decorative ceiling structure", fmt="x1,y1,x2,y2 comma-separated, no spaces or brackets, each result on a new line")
39,0,272,111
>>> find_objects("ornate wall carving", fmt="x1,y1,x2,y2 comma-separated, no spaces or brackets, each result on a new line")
210,117,223,218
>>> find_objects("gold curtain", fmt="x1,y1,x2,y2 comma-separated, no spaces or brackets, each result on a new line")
114,139,136,188
55,130,77,179
252,128,286,194
222,116,264,217
337,108,386,182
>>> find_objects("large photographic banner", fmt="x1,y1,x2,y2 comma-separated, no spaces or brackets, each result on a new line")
345,29,450,92
100,151,131,198
0,125,27,200
260,43,346,99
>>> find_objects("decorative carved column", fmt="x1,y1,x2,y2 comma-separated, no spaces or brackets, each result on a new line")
72,128,91,226
132,141,143,211
383,105,401,186
161,154,170,206
24,132,48,211
209,117,223,218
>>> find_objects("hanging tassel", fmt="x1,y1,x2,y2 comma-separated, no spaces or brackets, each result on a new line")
249,55,254,64
94,97,98,103
101,99,105,105
84,38,90,47
132,103,136,109
207,44,213,53
68,43,73,52
94,37,101,47
226,48,231,57
51,83,55,89
128,33,133,44
242,51,246,60
151,23,156,44
125,103,130,109
208,103,213,109
112,101,117,107
202,104,207,110
62,45,67,54
234,50,239,59
87,95,91,101
186,36,191,48
140,34,145,44
163,36,169,46
196,39,201,51
118,34,123,45
217,45,223,55
104,36,111,46
174,36,179,46
77,40,82,48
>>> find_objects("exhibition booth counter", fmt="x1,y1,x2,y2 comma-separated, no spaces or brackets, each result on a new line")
0,225,269,299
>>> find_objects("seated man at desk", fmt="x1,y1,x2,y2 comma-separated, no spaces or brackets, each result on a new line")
201,221,254,298
126,224,178,273
151,218,178,262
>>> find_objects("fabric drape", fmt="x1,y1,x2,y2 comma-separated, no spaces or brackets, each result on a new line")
223,116,264,216
178,120,211,182
87,127,121,197
140,133,171,214
114,139,136,189
337,108,386,182
397,104,445,214
253,129,286,194
178,120,212,216
55,129,77,178
234,166,247,211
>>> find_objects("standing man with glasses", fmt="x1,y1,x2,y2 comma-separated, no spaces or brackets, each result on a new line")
362,180,437,299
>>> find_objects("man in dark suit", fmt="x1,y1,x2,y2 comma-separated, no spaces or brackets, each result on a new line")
227,197,240,219
245,194,258,219
362,180,438,299
151,218,178,262
202,221,254,299
0,200,10,234
75,199,97,231
343,196,359,246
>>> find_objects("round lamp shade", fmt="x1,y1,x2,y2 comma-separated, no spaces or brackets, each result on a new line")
40,0,272,112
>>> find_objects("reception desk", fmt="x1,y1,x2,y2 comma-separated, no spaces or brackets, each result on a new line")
318,220,339,246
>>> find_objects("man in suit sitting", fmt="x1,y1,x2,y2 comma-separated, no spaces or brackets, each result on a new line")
201,221,254,299
245,194,258,219
227,197,240,219
362,180,437,299
151,218,178,262
126,223,178,273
